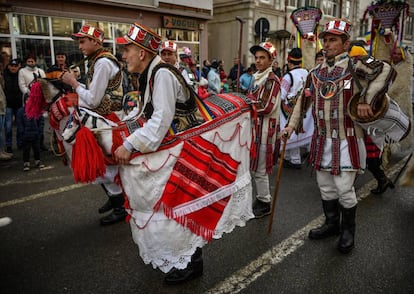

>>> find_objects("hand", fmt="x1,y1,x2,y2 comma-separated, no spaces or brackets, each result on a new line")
357,103,374,119
281,127,293,140
114,145,131,165
61,71,78,89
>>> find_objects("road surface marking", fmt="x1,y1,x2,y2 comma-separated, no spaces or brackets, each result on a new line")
0,184,85,208
0,175,71,187
205,155,408,294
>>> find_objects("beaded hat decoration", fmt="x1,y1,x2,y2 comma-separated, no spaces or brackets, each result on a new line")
116,23,162,55
160,41,178,53
250,42,277,59
319,18,352,39
72,24,105,43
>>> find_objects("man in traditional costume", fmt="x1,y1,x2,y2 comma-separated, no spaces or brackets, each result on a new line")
280,48,312,169
348,43,394,195
159,40,193,87
113,22,253,284
248,42,282,218
283,19,368,254
61,24,126,226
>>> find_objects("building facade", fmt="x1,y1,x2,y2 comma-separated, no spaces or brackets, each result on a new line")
210,0,414,73
0,0,212,72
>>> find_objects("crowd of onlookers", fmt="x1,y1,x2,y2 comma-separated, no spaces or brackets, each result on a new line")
0,51,82,170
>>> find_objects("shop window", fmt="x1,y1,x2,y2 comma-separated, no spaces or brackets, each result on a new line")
14,15,49,36
84,20,113,40
15,38,51,70
53,40,84,69
114,23,132,38
0,13,10,34
52,17,83,37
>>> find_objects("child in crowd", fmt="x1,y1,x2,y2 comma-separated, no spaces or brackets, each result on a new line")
18,102,45,171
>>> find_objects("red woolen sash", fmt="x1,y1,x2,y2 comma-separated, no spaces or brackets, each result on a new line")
155,135,240,241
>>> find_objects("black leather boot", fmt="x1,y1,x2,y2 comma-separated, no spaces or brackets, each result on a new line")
253,199,271,218
309,199,340,239
164,248,203,285
98,185,113,214
98,199,112,214
100,194,127,226
337,205,357,254
367,157,395,195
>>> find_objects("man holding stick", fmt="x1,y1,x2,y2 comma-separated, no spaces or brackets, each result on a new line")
283,18,368,254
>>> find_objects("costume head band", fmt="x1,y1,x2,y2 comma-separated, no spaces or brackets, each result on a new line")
116,23,162,55
319,18,352,39
250,42,277,59
72,24,105,43
287,47,302,64
160,41,178,53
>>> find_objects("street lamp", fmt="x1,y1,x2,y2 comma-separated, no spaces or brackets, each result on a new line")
236,16,246,93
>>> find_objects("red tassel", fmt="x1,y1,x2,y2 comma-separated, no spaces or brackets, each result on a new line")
25,82,47,119
71,126,106,183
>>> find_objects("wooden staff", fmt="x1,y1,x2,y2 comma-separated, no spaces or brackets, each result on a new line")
268,133,288,234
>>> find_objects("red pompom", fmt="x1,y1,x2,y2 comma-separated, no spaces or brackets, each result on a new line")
71,126,106,183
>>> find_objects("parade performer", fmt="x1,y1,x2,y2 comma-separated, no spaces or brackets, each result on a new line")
362,0,413,166
283,19,367,254
247,42,282,218
279,48,313,169
113,22,254,284
290,6,323,70
159,40,193,86
387,46,413,151
348,43,394,195
61,24,126,226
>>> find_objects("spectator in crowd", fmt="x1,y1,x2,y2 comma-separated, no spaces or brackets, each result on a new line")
201,59,210,79
18,54,47,151
207,60,221,94
3,58,23,155
272,60,282,78
239,66,253,94
228,57,245,91
19,101,45,171
46,52,69,79
0,66,11,160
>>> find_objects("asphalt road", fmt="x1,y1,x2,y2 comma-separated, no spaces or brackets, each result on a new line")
1,129,414,294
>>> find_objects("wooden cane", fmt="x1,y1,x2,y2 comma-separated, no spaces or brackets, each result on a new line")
267,133,288,234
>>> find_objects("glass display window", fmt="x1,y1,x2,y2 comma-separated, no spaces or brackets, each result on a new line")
14,14,49,36
15,38,51,70
0,13,10,34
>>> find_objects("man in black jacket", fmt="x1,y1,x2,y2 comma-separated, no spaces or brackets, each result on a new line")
3,59,23,154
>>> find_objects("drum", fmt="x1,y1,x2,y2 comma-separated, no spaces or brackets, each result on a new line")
352,94,411,143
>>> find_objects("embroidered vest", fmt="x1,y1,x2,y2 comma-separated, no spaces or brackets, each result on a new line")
309,56,363,174
147,63,206,134
86,49,123,116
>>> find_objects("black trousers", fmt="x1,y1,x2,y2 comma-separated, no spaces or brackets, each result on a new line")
22,138,40,163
